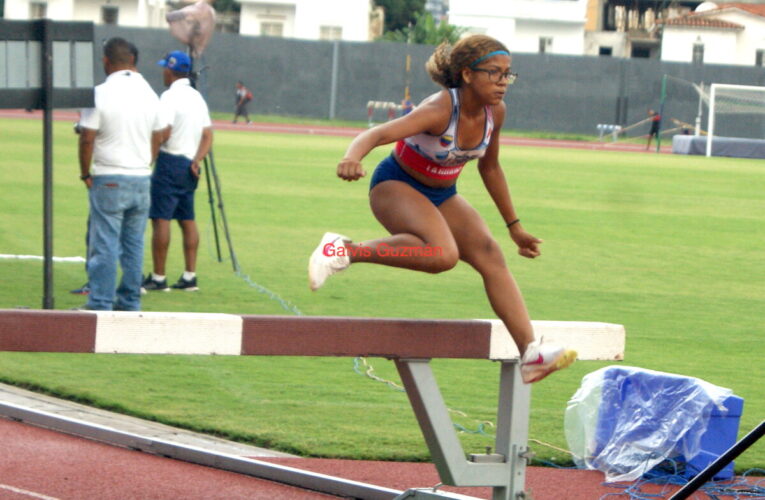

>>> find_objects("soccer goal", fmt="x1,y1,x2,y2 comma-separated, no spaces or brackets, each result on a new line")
706,83,765,157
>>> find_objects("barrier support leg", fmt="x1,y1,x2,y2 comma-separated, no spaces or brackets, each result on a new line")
394,359,531,500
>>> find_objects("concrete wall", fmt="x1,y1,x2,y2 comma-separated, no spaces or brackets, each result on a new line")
94,25,765,137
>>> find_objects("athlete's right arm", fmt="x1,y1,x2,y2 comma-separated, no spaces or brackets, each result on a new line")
337,92,450,181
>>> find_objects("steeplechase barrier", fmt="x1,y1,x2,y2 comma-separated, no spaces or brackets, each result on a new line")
0,309,625,499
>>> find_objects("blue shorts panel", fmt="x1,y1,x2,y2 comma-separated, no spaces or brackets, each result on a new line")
150,151,199,220
369,154,456,207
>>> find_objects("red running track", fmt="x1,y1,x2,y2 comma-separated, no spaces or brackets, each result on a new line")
0,109,672,154
0,417,336,500
5,414,750,500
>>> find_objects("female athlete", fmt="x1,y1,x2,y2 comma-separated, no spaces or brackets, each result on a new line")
308,35,575,383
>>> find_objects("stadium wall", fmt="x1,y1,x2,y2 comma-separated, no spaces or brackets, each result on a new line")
94,25,765,137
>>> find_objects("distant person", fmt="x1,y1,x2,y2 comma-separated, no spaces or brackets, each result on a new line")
646,109,661,150
308,34,576,384
77,37,163,310
401,98,414,116
142,51,213,293
233,81,252,124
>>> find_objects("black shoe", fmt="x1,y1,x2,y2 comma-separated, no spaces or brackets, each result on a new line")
141,274,170,294
70,283,90,295
171,275,198,291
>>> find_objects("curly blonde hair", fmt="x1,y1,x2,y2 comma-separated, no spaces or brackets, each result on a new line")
425,35,510,88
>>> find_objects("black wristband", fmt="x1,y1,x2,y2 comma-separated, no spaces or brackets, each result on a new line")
506,218,520,228
80,173,91,181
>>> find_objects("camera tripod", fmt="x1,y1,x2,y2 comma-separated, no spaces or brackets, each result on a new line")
189,56,240,273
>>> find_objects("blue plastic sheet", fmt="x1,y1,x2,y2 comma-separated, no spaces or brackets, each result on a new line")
564,366,732,482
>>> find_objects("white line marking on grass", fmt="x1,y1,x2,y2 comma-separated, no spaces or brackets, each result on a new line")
0,254,85,263
0,484,61,500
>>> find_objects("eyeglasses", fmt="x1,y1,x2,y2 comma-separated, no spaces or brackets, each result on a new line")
472,68,518,84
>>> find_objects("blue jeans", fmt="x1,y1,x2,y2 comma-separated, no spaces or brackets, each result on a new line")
86,175,150,311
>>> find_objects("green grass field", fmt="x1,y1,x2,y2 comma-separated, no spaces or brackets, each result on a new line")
0,117,763,471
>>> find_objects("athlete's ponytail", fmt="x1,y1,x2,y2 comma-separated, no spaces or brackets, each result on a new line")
425,35,510,89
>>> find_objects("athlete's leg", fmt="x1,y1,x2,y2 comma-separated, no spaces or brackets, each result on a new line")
178,219,199,273
349,180,459,273
437,194,534,354
151,218,171,276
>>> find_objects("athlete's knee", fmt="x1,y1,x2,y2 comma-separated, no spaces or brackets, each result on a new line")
425,246,459,273
467,237,506,269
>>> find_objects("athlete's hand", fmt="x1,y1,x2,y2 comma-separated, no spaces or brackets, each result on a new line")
510,227,542,259
337,158,366,181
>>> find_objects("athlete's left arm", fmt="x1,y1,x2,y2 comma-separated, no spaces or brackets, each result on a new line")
477,103,542,259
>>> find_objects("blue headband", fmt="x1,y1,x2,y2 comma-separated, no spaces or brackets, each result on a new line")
470,50,510,68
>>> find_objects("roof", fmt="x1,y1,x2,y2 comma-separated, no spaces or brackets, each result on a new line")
657,1,765,29
660,16,745,29
713,3,765,17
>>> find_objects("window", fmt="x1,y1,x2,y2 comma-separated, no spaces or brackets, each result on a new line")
693,41,704,64
29,2,47,19
756,50,765,67
320,26,343,41
539,37,552,54
631,46,650,58
101,5,119,25
261,22,284,37
599,46,613,56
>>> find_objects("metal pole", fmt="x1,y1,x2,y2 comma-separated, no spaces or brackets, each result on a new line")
706,84,716,157
207,150,239,272
328,41,339,120
695,81,703,136
202,157,222,262
656,74,667,153
41,19,55,309
404,23,412,103
669,421,765,500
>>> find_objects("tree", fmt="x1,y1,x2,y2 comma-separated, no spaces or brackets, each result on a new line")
374,0,426,33
382,11,467,46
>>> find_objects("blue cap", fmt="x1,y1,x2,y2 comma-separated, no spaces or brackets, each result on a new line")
157,50,191,73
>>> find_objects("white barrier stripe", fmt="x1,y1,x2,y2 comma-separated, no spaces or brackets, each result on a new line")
94,311,243,355
0,254,86,263
0,484,61,500
487,319,626,360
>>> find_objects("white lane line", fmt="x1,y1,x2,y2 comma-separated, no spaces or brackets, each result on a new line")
0,254,86,263
0,484,61,500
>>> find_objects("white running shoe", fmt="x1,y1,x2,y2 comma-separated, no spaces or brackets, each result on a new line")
520,340,577,384
308,232,352,291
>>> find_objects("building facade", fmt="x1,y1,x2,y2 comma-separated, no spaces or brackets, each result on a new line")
660,3,765,66
235,0,382,41
4,0,167,28
449,0,588,56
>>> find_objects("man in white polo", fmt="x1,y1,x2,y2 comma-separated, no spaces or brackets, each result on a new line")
78,37,164,310
142,50,213,293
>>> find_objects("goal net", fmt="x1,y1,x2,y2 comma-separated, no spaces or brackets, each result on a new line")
706,83,765,157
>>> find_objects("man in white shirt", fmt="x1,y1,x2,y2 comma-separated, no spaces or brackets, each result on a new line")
142,51,213,292
78,37,164,310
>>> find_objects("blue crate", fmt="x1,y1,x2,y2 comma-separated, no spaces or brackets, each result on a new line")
589,367,742,481
680,395,744,480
